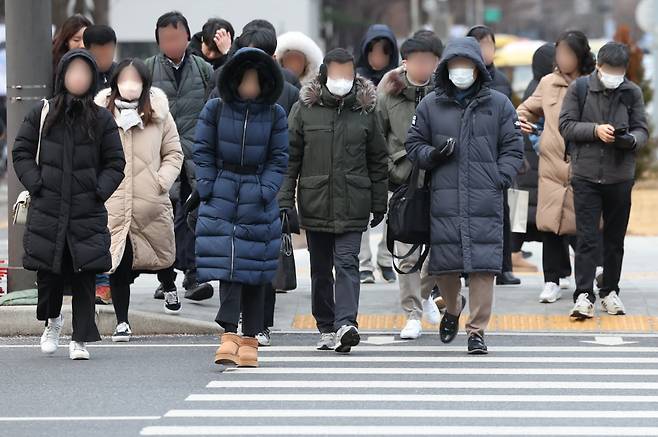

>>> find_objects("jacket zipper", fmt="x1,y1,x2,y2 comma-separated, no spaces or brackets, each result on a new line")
231,107,249,279
241,107,249,166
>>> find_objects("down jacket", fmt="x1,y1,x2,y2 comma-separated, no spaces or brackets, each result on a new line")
405,37,524,275
193,48,289,285
95,87,184,273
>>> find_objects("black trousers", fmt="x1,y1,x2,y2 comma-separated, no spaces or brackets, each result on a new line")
541,231,575,284
264,283,276,329
36,243,100,343
572,178,633,302
216,281,266,337
306,231,362,333
501,189,513,272
173,176,196,274
111,237,176,324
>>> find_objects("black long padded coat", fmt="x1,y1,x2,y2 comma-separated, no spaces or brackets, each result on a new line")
12,49,125,275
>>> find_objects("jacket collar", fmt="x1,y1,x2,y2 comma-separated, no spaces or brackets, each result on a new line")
299,76,377,113
587,70,633,93
378,67,432,102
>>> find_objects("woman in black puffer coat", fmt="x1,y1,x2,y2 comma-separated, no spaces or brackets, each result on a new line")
13,49,125,360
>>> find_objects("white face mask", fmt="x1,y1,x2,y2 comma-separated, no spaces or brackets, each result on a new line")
118,80,143,101
326,77,354,97
599,71,624,89
448,68,476,90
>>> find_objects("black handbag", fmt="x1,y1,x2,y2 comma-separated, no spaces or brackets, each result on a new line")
386,163,430,274
272,211,297,291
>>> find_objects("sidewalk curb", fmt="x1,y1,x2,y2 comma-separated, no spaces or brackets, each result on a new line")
0,305,222,337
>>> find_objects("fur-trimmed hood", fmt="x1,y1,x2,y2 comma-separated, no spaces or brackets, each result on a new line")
275,31,324,85
94,86,171,121
299,76,377,113
378,66,407,96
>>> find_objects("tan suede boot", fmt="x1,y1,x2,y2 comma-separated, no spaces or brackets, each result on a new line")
214,333,241,366
512,251,538,272
238,336,259,368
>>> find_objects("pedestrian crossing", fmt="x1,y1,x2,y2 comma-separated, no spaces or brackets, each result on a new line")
141,338,658,436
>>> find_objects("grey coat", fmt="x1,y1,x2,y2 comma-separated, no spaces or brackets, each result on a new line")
405,37,524,275
559,72,648,184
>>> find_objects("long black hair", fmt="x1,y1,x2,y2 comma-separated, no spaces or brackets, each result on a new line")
44,49,100,141
555,30,596,75
106,58,155,126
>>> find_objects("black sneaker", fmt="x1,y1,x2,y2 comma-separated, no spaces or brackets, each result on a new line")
163,285,182,314
111,322,132,343
496,271,521,285
360,271,375,284
468,333,488,355
379,265,396,283
335,325,360,354
182,270,197,290
439,295,466,344
184,282,214,301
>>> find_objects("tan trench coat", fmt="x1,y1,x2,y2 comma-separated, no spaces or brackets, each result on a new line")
517,71,576,235
95,87,183,273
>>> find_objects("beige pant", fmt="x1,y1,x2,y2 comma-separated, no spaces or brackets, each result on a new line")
395,241,439,320
436,272,494,337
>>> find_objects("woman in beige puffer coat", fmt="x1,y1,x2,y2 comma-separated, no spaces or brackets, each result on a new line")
95,58,183,341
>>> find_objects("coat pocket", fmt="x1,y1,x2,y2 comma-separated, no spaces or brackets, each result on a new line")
298,175,330,219
345,174,372,220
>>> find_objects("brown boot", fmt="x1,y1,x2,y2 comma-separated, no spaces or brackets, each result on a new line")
214,333,241,366
238,336,259,368
512,251,538,272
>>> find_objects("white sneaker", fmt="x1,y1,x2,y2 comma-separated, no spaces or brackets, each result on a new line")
559,277,571,290
400,319,422,339
256,328,271,347
40,314,64,354
422,298,441,324
69,341,90,360
539,282,561,303
601,291,626,315
570,293,595,319
316,332,336,351
111,322,132,342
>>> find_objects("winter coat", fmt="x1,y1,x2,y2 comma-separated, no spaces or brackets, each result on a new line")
94,87,184,273
208,65,300,115
487,64,512,100
376,67,433,189
145,50,213,198
193,48,289,285
12,49,125,274
356,24,400,86
278,76,389,234
517,71,577,235
405,37,524,275
516,43,555,229
275,31,324,85
559,72,648,184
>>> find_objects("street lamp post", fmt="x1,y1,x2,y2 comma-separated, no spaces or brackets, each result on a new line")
5,0,53,292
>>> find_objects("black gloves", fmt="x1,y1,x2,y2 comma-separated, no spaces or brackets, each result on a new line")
614,130,636,151
370,213,385,228
430,137,456,164
280,208,301,234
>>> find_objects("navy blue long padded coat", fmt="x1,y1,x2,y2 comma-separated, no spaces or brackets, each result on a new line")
193,48,289,285
405,37,524,275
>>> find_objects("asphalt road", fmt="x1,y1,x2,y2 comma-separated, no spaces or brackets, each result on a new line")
2,333,658,436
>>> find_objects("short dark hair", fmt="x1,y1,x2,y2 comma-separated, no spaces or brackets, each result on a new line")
401,31,443,59
597,41,630,68
466,25,496,44
155,11,190,44
202,18,235,53
236,28,277,56
83,24,116,47
242,19,276,35
323,48,354,66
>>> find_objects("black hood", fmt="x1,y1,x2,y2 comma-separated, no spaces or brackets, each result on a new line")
218,47,283,105
54,49,99,97
434,37,491,92
532,43,556,81
356,24,399,84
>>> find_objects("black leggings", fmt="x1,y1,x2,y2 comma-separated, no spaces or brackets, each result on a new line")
216,281,266,337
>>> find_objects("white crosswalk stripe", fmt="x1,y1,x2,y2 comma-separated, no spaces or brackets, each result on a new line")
141,343,658,436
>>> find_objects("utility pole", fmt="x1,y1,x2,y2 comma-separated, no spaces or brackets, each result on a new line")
5,0,52,292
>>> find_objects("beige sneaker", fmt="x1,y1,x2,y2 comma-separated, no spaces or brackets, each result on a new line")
570,293,594,319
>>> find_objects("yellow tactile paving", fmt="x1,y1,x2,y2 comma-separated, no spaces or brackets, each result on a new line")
291,314,658,332
628,188,658,236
